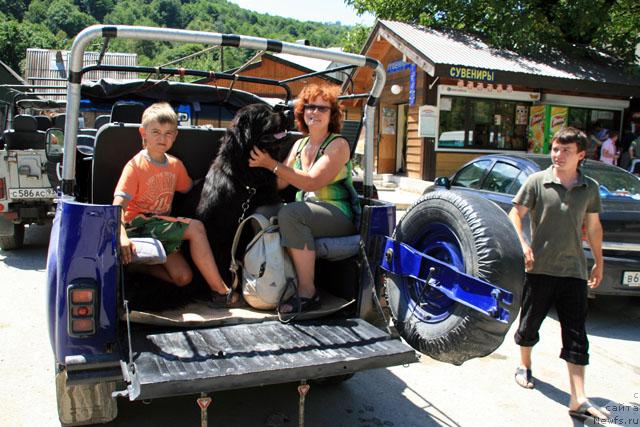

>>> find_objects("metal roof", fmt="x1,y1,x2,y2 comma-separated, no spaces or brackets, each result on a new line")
379,20,640,90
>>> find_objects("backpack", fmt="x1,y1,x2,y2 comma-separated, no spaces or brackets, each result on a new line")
230,213,296,310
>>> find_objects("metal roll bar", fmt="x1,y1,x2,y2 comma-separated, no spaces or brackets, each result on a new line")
62,25,385,197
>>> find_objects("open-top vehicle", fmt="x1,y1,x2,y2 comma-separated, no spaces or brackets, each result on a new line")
47,25,525,426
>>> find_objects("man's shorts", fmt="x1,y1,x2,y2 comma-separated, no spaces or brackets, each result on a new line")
127,215,190,254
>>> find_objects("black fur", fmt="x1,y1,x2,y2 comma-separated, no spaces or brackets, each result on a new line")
194,103,290,285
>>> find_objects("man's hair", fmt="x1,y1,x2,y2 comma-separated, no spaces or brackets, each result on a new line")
141,102,178,128
552,126,588,152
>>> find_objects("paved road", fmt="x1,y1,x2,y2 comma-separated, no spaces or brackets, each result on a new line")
1,224,639,427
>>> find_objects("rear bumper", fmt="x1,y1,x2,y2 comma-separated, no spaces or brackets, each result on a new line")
587,251,640,297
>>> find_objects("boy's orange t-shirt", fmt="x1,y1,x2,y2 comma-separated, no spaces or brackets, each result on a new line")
114,150,192,223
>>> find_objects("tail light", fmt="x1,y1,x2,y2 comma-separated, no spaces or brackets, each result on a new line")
581,223,588,242
0,178,5,199
68,283,98,337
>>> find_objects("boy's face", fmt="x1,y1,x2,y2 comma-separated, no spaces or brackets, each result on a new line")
139,121,178,155
550,140,585,173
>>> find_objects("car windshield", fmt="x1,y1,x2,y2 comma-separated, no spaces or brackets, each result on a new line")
529,156,640,197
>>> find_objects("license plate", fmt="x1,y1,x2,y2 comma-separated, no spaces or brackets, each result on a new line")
8,188,56,199
622,271,640,287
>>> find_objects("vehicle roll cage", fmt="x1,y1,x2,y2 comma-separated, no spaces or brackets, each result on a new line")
57,25,385,198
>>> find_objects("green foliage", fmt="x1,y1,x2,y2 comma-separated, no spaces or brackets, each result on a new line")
1,0,357,76
346,0,640,63
0,18,64,72
343,25,371,53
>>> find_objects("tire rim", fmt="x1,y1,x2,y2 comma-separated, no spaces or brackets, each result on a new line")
403,222,464,323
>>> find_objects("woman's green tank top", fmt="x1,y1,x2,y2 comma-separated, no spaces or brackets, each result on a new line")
293,133,361,222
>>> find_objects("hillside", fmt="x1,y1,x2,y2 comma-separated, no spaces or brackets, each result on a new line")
0,0,359,75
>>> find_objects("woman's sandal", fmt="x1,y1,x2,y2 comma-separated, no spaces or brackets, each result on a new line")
514,367,534,389
277,293,320,323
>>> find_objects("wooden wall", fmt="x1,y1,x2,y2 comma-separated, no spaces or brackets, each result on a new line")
435,152,485,178
203,56,335,99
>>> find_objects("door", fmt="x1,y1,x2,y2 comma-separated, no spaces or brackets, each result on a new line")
378,105,397,173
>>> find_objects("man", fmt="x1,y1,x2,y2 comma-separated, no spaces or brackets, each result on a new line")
509,127,609,421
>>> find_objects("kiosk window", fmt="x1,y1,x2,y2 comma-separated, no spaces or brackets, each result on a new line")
439,97,529,151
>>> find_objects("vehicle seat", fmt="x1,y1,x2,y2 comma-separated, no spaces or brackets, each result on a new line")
94,115,110,129
3,115,46,150
53,114,66,129
34,115,53,131
92,123,225,204
110,102,146,124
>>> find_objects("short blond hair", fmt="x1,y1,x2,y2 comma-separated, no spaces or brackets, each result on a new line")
141,102,178,128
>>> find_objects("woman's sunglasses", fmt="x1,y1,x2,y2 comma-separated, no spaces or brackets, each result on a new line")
303,104,331,113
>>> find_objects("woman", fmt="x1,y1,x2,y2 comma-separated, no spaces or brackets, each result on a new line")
249,83,360,313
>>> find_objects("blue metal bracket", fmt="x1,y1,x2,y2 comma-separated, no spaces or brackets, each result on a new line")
380,237,514,323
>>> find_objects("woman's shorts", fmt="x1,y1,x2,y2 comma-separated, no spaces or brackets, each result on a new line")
127,215,190,254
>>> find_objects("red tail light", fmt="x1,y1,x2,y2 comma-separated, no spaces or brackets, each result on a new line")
581,223,587,242
0,178,5,199
68,285,97,336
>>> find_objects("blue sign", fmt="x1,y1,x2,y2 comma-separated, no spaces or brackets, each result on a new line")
387,60,412,74
409,64,417,106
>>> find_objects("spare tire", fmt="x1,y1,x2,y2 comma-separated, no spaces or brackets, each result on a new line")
385,190,524,365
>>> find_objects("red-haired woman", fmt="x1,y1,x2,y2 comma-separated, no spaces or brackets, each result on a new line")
249,83,360,314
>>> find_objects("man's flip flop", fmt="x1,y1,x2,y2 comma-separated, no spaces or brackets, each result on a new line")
569,401,611,421
514,367,534,389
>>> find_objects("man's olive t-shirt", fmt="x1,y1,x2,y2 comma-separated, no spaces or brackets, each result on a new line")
512,166,601,280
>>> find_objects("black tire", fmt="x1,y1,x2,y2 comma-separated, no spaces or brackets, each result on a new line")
0,223,25,250
385,190,524,365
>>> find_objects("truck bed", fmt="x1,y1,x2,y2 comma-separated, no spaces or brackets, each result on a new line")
124,318,417,400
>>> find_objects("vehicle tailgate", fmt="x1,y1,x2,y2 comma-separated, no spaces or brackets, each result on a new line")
125,318,417,400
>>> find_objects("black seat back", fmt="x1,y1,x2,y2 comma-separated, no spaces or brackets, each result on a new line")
92,123,225,204
110,102,146,124
94,115,110,129
341,119,362,157
4,115,46,150
53,114,66,129
35,115,53,131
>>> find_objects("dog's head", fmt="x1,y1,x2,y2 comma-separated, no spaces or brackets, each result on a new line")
224,103,290,161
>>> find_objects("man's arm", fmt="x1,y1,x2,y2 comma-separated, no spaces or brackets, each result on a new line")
508,204,534,270
113,195,134,265
585,212,604,288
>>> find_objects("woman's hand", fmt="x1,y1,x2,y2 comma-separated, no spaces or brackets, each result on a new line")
249,147,276,170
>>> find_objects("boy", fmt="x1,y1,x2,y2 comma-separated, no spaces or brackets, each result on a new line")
113,102,239,305
508,127,608,421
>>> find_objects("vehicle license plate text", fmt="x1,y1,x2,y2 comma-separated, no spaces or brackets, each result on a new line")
8,188,56,199
622,271,640,287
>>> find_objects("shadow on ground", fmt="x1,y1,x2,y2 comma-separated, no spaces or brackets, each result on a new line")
108,368,452,427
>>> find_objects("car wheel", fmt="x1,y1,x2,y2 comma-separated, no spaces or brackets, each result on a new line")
385,190,524,365
0,223,25,250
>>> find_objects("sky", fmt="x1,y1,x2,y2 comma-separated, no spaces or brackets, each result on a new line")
227,0,376,26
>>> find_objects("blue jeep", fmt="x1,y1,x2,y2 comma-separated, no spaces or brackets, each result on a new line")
47,25,523,426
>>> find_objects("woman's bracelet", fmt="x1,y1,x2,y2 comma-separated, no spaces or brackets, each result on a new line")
272,162,279,175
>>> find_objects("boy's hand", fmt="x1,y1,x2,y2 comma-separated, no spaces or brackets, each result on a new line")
120,234,136,264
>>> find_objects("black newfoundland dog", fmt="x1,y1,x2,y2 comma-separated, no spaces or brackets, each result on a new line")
193,103,292,285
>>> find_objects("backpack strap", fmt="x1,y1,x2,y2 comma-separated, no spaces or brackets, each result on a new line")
229,213,274,293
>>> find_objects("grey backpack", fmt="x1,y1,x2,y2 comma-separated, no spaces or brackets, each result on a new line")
230,213,296,310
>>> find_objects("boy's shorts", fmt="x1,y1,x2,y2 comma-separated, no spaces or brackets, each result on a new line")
127,215,190,254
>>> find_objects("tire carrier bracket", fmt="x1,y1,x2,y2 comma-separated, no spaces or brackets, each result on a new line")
380,237,514,323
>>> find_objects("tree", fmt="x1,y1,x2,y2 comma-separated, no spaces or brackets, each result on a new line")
0,19,64,72
345,0,640,63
